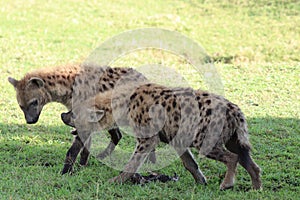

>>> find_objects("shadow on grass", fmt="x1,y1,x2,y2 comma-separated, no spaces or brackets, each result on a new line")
0,117,299,191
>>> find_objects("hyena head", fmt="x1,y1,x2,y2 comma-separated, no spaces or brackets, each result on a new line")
61,109,105,128
61,93,113,132
8,76,47,124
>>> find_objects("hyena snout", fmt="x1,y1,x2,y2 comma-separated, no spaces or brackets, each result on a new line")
61,111,75,127
24,112,40,124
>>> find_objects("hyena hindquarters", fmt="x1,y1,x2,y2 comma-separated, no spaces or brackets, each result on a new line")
109,84,261,190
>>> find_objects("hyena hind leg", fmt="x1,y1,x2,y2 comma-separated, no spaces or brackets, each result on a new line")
205,145,239,190
237,146,262,190
226,135,262,190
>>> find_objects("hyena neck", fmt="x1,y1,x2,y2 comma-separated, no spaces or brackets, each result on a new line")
94,91,116,128
27,64,81,109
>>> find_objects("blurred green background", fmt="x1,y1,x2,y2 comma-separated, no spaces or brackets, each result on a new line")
0,0,299,199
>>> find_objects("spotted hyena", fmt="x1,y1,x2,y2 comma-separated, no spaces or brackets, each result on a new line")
8,63,154,174
61,83,262,190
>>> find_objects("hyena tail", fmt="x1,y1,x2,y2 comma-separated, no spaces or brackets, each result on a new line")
234,125,252,164
236,126,252,152
225,124,252,165
235,127,262,190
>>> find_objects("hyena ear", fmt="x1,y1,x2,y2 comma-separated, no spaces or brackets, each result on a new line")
8,77,18,88
87,109,105,122
27,77,45,88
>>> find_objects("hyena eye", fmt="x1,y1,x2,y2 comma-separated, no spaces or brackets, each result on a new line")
30,99,38,107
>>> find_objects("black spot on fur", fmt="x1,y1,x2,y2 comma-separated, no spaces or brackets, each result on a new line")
227,103,234,109
174,115,179,122
196,131,201,138
130,93,137,100
198,102,202,109
48,82,54,86
154,95,160,100
164,95,171,100
102,84,108,91
226,108,230,116
139,146,144,151
202,93,209,96
205,100,211,105
140,96,144,102
206,109,212,116
201,125,207,132
162,101,166,107
172,101,176,108
167,106,171,112
109,82,114,88
206,119,210,124
108,68,114,74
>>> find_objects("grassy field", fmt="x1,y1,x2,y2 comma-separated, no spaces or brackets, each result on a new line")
1,0,299,199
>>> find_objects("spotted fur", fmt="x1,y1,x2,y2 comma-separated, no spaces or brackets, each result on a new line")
8,64,152,174
62,83,262,190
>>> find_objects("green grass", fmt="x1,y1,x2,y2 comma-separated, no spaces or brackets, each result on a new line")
1,0,299,199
